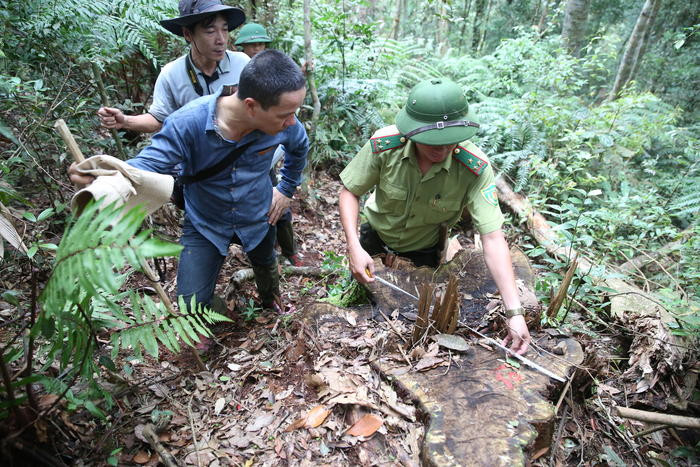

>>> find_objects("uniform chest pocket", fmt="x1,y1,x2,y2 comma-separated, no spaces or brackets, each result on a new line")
376,180,407,214
423,197,462,225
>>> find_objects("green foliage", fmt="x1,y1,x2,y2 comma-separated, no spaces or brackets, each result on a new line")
1,200,229,420
318,251,369,307
241,298,263,322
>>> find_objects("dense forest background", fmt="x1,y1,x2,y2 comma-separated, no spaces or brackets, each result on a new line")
0,0,698,464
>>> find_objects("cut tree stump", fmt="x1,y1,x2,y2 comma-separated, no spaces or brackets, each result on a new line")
377,334,582,466
304,246,582,465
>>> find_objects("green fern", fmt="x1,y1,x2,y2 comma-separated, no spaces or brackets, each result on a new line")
37,200,229,379
670,191,700,218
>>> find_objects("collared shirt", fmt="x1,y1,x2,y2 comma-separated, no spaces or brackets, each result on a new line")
149,50,250,122
340,125,504,252
128,87,309,256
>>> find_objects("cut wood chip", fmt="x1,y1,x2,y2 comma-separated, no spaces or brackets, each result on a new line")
306,405,331,428
434,334,470,352
132,450,151,464
346,413,383,437
285,405,331,431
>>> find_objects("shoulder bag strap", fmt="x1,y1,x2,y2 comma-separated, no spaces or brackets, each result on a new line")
179,139,256,185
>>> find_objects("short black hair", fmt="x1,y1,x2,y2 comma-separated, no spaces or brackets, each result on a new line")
182,13,227,41
237,50,305,110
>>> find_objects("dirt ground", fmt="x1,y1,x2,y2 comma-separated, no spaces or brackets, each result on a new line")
3,170,699,466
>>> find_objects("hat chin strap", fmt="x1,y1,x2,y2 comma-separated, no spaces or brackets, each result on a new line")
404,120,479,139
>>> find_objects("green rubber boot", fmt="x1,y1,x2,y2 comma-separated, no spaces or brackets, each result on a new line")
252,260,281,310
276,219,297,259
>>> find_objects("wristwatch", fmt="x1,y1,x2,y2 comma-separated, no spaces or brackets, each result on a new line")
505,307,524,318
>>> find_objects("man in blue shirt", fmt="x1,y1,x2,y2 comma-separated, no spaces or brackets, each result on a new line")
71,50,309,312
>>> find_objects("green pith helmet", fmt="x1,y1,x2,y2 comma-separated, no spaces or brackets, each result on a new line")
395,78,479,145
234,23,272,45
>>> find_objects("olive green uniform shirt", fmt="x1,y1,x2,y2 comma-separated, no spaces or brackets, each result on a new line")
340,125,504,252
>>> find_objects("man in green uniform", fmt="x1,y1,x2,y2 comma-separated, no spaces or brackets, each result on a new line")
339,78,531,355
234,22,272,58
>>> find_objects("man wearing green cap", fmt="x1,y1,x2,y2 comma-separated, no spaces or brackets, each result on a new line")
98,0,250,133
339,78,531,355
235,23,272,58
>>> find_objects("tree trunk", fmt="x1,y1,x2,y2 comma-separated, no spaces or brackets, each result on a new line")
303,0,320,128
471,0,487,51
628,0,661,80
437,1,449,55
391,0,402,40
536,0,548,34
475,0,493,53
608,0,661,100
458,0,472,53
561,0,591,56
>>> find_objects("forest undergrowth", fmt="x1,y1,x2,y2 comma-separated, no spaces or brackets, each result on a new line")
1,0,699,465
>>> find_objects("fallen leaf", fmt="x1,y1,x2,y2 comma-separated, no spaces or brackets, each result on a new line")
245,412,275,432
305,406,330,428
414,355,444,372
38,394,60,411
214,397,226,415
346,414,383,437
345,312,357,326
133,450,150,464
285,415,307,432
505,357,521,369
445,236,463,262
434,334,470,352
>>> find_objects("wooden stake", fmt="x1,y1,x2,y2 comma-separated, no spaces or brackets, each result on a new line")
54,119,85,163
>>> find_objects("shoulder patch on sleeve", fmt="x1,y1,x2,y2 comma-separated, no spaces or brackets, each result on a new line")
481,184,499,207
453,145,489,176
370,132,406,154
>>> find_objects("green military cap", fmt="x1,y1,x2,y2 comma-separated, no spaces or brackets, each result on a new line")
234,23,272,45
395,78,480,146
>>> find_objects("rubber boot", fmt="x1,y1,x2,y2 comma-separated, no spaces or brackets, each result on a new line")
252,260,281,310
276,218,297,259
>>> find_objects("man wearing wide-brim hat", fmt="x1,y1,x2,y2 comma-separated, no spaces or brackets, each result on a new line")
338,78,531,355
97,0,249,134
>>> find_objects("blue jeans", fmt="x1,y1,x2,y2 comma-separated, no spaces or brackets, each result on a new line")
177,217,277,307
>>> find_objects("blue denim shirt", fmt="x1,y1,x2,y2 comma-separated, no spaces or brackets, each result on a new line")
128,88,309,256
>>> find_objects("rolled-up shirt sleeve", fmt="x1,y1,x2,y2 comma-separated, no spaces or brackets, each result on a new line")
126,114,191,175
276,119,309,198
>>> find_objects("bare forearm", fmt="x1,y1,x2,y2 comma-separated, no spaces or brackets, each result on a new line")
481,229,520,309
339,187,375,282
483,229,531,354
123,113,162,133
339,188,361,250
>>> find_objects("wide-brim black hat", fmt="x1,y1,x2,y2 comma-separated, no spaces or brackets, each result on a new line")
160,0,246,37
